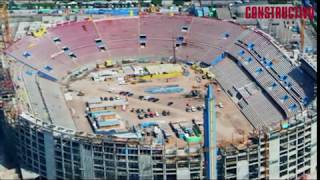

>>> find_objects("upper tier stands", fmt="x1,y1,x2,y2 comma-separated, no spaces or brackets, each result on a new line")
211,57,284,129
49,20,99,49
94,17,140,58
232,44,301,118
238,30,315,106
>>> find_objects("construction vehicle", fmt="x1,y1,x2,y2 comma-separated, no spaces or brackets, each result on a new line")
104,59,114,68
145,4,160,13
32,25,47,38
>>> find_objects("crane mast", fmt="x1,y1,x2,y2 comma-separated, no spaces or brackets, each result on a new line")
300,18,305,53
0,2,11,49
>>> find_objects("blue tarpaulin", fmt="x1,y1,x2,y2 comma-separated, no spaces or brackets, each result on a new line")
265,61,273,68
246,56,253,63
84,8,138,16
281,95,289,101
284,80,292,88
176,36,184,42
203,7,210,16
194,7,203,17
279,75,288,81
271,82,278,89
248,43,255,50
90,111,115,118
211,52,226,66
255,67,263,74
23,51,31,58
96,119,120,128
239,50,245,56
44,65,53,71
37,71,57,82
141,122,159,128
288,104,297,111
302,96,309,105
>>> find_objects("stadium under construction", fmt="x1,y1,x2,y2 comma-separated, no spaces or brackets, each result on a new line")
0,2,317,180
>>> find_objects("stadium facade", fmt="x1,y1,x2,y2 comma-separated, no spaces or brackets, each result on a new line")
2,103,316,180
1,15,317,179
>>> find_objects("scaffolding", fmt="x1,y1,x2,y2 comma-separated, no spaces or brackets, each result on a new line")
263,129,269,179
0,2,11,49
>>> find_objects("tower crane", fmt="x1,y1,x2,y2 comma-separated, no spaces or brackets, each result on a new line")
0,2,11,49
300,18,305,53
300,0,315,53
138,0,142,15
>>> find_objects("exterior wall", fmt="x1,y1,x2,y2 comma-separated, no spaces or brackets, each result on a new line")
268,134,280,179
310,117,317,177
13,114,203,180
217,112,317,180
277,116,316,179
8,109,317,180
43,131,56,179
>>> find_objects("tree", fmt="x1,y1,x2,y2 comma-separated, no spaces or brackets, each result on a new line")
151,0,162,6
174,0,185,6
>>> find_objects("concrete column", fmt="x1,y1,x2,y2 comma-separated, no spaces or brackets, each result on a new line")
43,130,56,179
268,135,280,179
80,143,94,178
310,121,317,176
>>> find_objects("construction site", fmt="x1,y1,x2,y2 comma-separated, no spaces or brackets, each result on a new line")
0,1,317,180
64,60,252,146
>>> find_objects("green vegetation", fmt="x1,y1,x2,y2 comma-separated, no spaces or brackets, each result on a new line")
151,0,162,6
268,0,292,4
173,0,185,6
9,2,58,10
8,1,137,10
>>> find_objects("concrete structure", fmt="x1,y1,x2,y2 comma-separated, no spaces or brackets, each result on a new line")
203,85,217,180
1,14,317,180
217,106,317,180
10,112,204,180
1,106,315,180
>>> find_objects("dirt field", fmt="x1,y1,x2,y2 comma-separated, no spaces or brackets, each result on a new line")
65,63,253,144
